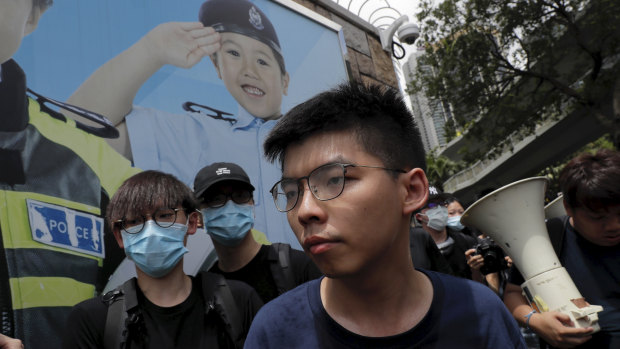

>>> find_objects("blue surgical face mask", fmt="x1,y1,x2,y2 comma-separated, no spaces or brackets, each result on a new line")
447,215,465,231
425,206,449,231
122,220,189,278
202,200,254,247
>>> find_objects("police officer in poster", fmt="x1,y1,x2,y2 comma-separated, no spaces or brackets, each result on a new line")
0,0,139,347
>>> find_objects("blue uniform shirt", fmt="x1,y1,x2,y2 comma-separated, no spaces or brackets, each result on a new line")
126,105,297,247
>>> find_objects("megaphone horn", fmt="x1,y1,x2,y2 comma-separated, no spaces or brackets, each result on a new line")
545,194,567,220
461,177,602,331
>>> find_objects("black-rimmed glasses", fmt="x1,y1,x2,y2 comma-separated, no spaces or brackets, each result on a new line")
114,208,181,234
270,163,406,212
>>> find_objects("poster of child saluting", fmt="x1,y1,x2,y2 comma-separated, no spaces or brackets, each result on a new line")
17,0,349,249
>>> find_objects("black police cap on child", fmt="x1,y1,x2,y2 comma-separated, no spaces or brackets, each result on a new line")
199,0,286,73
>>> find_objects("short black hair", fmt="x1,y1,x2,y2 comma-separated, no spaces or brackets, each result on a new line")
106,170,198,230
559,149,620,211
263,82,426,172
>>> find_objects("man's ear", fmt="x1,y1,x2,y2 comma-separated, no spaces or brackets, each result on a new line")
210,54,222,79
563,197,574,218
562,198,577,228
402,168,429,215
281,72,290,96
186,211,199,235
112,227,125,249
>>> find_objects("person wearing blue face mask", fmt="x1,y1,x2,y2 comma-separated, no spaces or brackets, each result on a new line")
62,170,263,348
415,193,483,282
194,162,322,303
447,200,466,231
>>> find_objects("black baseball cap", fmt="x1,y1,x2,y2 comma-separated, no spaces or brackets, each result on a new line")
194,162,255,198
198,0,286,74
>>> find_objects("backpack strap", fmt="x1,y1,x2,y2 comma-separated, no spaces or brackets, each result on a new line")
546,216,569,257
268,243,296,294
103,278,140,349
201,272,244,348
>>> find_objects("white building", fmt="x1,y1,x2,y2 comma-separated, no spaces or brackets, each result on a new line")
401,49,454,153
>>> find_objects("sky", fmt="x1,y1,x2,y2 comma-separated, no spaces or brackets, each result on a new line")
331,0,421,29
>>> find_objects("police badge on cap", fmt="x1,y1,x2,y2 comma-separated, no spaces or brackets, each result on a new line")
249,6,264,30
198,0,286,73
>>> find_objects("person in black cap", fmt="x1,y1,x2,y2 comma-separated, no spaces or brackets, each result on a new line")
65,0,296,249
194,162,321,304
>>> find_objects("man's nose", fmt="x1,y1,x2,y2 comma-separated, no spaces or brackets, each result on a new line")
295,181,326,225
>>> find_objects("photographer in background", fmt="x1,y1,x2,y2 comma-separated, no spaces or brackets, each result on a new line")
415,193,483,282
444,192,513,296
465,234,512,297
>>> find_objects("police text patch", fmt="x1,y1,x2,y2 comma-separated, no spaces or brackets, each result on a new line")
27,199,105,258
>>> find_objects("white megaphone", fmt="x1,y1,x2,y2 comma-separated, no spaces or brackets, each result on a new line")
545,194,567,220
461,177,603,331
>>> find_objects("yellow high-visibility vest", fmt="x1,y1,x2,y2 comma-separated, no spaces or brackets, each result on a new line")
0,97,140,346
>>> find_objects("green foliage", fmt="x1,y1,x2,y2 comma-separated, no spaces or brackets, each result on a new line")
411,0,620,160
538,134,615,200
425,150,463,191
443,118,458,142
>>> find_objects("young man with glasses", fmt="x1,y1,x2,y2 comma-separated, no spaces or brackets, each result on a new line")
245,82,526,348
194,162,321,303
62,170,263,348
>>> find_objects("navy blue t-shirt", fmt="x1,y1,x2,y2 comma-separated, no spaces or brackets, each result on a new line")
245,269,526,348
562,223,620,347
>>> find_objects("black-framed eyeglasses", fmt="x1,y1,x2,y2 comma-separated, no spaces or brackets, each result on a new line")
270,163,406,212
201,189,253,208
114,208,182,234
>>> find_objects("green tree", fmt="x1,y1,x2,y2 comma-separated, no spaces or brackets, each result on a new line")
425,150,462,192
410,0,620,162
539,134,614,200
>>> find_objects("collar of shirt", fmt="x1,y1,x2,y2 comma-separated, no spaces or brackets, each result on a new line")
232,105,277,131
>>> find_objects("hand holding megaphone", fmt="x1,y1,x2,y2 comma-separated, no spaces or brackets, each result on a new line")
461,177,603,332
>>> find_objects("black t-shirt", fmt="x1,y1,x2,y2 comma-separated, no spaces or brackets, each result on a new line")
210,244,322,303
410,227,455,275
61,272,263,348
138,281,207,348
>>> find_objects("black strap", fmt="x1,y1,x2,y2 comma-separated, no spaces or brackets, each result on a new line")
103,278,139,349
201,272,244,348
268,243,296,294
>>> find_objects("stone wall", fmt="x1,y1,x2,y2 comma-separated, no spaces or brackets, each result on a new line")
291,0,399,89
